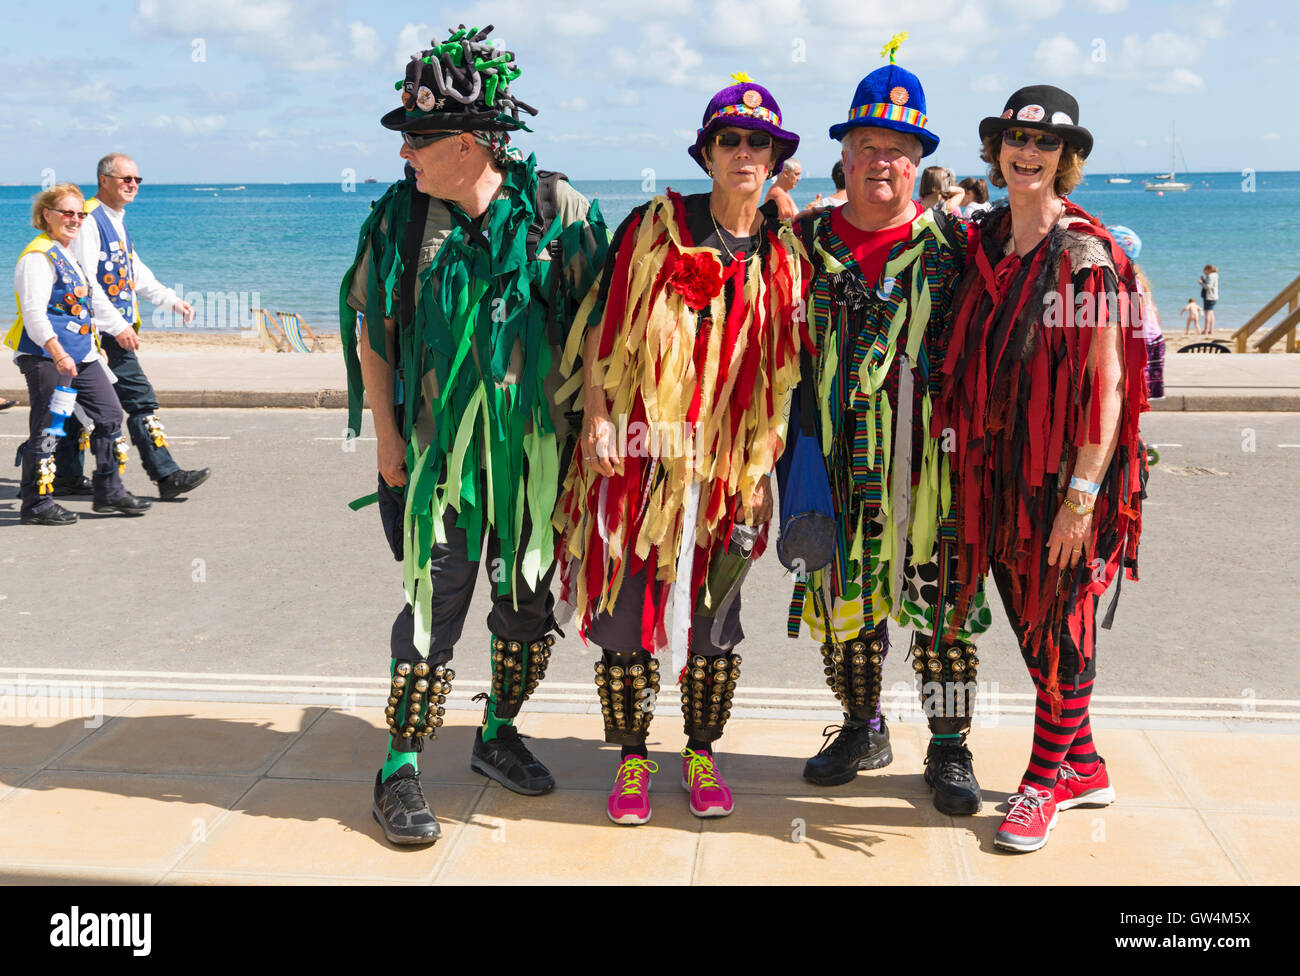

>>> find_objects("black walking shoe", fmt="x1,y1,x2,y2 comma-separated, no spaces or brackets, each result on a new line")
372,766,441,845
158,467,212,500
470,725,556,796
52,476,93,497
802,715,893,786
924,736,982,816
20,503,78,526
93,492,152,516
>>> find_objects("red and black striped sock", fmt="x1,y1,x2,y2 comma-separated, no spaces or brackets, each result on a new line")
1066,707,1101,775
1021,669,1094,791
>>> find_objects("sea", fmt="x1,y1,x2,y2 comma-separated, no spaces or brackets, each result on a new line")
2,171,1296,337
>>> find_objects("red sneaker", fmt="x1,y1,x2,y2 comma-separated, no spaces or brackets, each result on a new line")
994,785,1057,853
681,748,734,818
1054,759,1116,811
607,756,657,826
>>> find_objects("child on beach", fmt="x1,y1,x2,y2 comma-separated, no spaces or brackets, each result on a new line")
1182,297,1201,334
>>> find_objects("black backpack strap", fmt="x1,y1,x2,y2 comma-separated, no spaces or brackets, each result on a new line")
399,182,431,334
929,207,961,257
530,170,569,346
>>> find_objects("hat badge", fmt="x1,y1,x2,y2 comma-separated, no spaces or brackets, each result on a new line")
1016,104,1045,122
1051,110,1074,125
416,86,436,112
742,89,762,109
889,86,909,106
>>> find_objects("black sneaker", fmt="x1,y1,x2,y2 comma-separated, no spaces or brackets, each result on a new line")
372,766,441,845
924,737,982,816
802,716,893,786
470,725,556,796
158,467,212,501
92,492,152,516
53,476,93,497
20,503,78,526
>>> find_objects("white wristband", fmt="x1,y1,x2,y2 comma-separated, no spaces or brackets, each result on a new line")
1069,476,1101,495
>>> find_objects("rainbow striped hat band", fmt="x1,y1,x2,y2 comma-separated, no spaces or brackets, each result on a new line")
828,63,939,157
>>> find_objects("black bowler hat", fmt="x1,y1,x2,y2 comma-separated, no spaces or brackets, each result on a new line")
978,85,1093,158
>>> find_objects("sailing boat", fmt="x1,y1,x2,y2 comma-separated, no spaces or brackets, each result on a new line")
1145,123,1190,191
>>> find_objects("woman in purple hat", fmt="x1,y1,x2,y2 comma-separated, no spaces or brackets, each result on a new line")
553,74,806,826
935,84,1150,853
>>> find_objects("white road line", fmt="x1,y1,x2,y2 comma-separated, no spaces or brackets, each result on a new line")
1279,444,1300,448
314,436,376,442
166,435,232,440
1149,443,1182,448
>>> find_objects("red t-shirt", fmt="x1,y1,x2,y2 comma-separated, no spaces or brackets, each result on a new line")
830,201,921,286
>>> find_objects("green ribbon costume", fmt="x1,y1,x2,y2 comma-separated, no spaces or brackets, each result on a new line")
340,155,607,659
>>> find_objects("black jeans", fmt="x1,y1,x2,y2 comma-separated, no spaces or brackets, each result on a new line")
17,355,124,513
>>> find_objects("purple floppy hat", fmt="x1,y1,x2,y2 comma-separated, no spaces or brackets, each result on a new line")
688,75,800,176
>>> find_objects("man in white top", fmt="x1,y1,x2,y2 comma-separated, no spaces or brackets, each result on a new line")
55,153,211,500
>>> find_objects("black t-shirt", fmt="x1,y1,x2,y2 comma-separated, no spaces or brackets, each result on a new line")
682,192,765,260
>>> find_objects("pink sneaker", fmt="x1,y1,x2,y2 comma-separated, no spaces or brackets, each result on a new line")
1054,759,1117,810
994,784,1058,853
607,756,657,825
681,748,734,818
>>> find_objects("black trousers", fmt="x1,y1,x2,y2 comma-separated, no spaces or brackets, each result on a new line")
59,339,179,483
16,355,124,513
389,469,558,667
990,562,1098,686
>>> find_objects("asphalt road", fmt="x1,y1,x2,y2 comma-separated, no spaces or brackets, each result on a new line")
2,408,1297,707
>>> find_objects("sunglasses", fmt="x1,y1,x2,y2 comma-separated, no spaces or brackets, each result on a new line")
1002,128,1063,151
114,175,144,185
402,130,456,149
714,131,772,150
47,208,87,220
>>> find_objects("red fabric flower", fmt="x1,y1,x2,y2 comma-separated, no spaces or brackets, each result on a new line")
668,251,724,311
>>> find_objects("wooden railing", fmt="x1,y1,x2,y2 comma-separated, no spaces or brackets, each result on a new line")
1233,272,1300,353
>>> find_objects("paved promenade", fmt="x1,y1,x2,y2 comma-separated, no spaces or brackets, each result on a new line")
0,701,1291,885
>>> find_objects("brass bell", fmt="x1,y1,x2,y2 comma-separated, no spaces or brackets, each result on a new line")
928,660,942,674
633,676,647,690
393,676,407,689
629,664,644,677
869,640,882,653
648,658,660,671
414,679,429,693
503,657,516,669
832,648,844,664
925,647,939,659
610,679,624,692
609,666,625,679
493,639,506,651
396,662,412,676
692,655,707,668
912,646,924,658
443,669,456,681
852,653,867,668
713,658,728,671
869,654,881,666
413,662,429,677
732,655,743,666
595,675,607,687
410,692,422,703
507,642,521,655
545,635,556,647
384,705,396,717
952,660,966,673
913,660,924,672
493,651,505,664
946,646,961,660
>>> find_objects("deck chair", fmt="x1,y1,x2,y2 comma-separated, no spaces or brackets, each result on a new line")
275,310,326,353
251,307,289,353
1178,340,1231,354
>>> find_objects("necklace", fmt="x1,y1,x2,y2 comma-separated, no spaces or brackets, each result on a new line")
708,202,756,264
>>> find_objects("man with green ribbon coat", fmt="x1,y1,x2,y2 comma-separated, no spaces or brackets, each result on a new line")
341,25,608,845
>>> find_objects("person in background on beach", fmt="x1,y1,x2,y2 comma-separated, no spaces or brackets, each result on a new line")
959,176,990,217
787,37,992,818
919,164,963,214
1199,264,1218,333
1181,297,1201,334
553,73,803,826
53,153,211,502
6,184,151,524
798,159,847,217
935,85,1148,854
341,26,608,846
1108,226,1165,400
764,156,802,218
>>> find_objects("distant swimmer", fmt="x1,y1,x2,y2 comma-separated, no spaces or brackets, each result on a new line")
763,156,802,219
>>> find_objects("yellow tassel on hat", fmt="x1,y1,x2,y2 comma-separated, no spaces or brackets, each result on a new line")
881,31,908,63
730,71,755,84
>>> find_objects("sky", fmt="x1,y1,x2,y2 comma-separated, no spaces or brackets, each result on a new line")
1,0,1295,185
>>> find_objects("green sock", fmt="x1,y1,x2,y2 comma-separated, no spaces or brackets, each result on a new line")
930,733,963,743
381,660,419,780
481,699,512,742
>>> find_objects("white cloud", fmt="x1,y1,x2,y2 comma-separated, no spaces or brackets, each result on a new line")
559,97,590,112
1261,132,1280,141
69,79,116,104
1000,0,1065,18
394,23,432,71
970,73,1006,93
1032,34,1086,77
1087,0,1127,10
1149,67,1206,94
349,21,381,63
613,89,641,107
151,113,227,135
134,0,343,72
610,27,703,88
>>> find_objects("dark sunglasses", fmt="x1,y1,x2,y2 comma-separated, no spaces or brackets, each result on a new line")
115,175,144,185
714,131,772,150
1002,128,1063,151
47,208,87,220
403,130,456,149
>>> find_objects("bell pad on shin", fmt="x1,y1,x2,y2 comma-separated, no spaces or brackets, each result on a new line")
820,633,885,722
384,660,454,746
910,632,978,736
489,634,556,719
596,649,661,746
680,652,741,744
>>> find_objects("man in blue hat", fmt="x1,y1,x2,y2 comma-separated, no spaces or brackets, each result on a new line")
788,41,993,816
